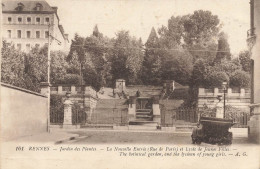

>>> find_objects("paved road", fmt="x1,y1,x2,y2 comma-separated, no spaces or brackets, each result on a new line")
65,130,251,145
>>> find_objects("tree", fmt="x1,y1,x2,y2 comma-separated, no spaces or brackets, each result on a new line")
230,70,250,88
239,50,251,72
1,41,26,88
190,59,209,87
206,71,229,88
50,51,68,84
183,10,220,47
110,30,144,84
214,32,231,63
142,27,162,85
161,49,193,85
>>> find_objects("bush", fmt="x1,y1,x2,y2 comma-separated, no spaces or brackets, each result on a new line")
206,71,229,88
230,70,250,88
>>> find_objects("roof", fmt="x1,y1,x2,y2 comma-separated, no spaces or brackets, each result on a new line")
2,0,55,13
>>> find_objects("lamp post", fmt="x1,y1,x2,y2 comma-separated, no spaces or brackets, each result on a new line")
222,82,228,118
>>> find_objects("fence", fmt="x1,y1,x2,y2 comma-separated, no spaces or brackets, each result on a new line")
176,108,198,123
88,108,128,126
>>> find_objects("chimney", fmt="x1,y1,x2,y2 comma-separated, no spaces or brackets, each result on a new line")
163,80,175,93
51,6,58,13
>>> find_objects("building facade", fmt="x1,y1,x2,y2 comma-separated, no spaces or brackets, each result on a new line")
247,0,260,143
2,0,69,52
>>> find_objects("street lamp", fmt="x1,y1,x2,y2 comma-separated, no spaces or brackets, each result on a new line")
222,82,228,118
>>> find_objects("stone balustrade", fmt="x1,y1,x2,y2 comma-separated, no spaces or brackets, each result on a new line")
198,88,250,97
198,87,251,110
50,85,97,98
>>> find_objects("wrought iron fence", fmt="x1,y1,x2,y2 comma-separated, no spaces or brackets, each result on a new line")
176,108,198,123
87,108,128,126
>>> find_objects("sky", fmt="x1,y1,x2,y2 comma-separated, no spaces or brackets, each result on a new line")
45,0,250,55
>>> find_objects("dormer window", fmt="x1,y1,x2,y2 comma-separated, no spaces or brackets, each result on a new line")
35,3,43,11
16,2,24,11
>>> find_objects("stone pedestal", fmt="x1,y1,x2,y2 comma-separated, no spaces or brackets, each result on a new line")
128,96,137,121
216,106,224,118
63,98,73,128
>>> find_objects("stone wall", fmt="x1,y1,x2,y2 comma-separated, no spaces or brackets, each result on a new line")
1,83,48,141
198,88,251,111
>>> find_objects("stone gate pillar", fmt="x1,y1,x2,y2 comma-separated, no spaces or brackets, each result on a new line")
63,92,73,128
128,96,136,121
152,96,161,124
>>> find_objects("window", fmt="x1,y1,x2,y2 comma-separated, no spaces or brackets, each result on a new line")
26,44,31,52
45,17,49,23
7,30,11,38
17,3,24,11
36,17,40,24
8,17,12,23
18,17,22,23
17,44,22,51
45,31,49,38
36,3,42,11
27,17,31,23
26,31,31,38
36,31,40,38
17,30,21,38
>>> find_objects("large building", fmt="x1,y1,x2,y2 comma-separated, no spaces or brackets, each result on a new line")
247,0,260,143
2,0,69,52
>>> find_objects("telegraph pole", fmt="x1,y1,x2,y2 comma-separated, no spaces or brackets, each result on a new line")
47,24,51,132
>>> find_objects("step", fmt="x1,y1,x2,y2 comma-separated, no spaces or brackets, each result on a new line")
128,125,158,130
175,125,195,132
136,114,152,118
136,112,152,115
81,124,114,129
129,121,158,126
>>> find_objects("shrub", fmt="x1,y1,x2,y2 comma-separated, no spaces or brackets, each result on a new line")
206,71,229,88
230,70,250,88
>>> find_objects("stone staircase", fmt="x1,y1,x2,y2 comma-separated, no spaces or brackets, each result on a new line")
128,109,159,130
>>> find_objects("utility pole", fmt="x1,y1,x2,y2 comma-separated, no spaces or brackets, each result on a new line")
46,24,62,132
46,24,51,132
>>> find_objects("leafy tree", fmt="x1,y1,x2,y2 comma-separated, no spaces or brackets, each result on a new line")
206,71,229,88
190,59,209,87
239,50,251,72
110,30,144,84
230,70,250,88
1,41,26,88
183,10,220,47
161,49,193,85
214,32,231,63
50,51,68,84
142,27,162,85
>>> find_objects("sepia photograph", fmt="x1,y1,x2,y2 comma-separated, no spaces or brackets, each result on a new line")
0,0,260,168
